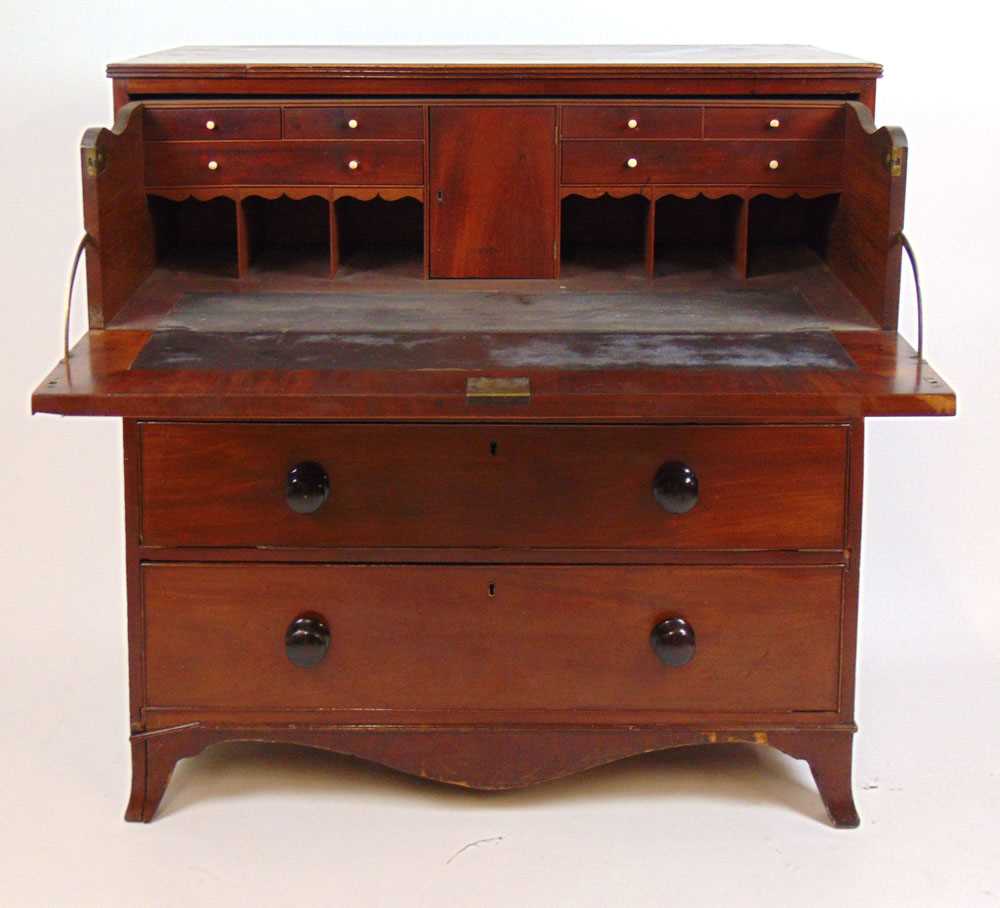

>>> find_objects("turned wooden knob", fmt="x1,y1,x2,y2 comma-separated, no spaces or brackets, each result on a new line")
207,160,219,171
627,118,639,129
348,159,360,170
286,461,330,514
652,461,699,514
768,159,780,170
626,157,639,169
285,613,331,668
650,617,696,667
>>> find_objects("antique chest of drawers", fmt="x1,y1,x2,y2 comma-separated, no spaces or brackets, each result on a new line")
32,45,955,826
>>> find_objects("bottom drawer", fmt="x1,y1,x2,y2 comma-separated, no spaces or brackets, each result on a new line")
143,564,843,714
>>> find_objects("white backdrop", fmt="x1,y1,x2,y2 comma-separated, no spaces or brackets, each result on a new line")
2,2,997,905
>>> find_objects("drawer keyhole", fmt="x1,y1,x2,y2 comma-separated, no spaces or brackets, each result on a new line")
489,440,498,456
488,582,496,598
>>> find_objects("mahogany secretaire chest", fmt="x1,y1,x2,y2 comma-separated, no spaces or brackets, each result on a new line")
32,45,955,826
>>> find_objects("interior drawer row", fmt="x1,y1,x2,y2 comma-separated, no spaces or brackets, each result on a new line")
142,103,844,143
143,563,844,714
139,423,849,550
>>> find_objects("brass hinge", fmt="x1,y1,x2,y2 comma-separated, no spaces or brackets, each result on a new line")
885,147,903,177
466,376,531,405
85,148,106,177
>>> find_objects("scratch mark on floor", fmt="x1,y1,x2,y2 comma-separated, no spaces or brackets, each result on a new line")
446,836,505,865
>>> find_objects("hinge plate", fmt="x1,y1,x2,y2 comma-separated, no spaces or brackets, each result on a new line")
85,148,106,177
886,147,903,177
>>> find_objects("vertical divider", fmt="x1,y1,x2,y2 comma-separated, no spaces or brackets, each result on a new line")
734,194,750,279
235,193,251,279
329,192,340,278
645,191,657,278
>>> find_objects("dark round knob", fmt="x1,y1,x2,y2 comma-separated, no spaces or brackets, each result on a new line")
652,461,698,514
650,617,696,667
285,613,331,668
286,461,330,514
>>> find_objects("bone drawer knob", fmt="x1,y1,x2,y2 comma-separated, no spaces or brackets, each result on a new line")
626,157,638,169
348,118,359,129
627,118,638,129
768,159,780,170
207,160,219,171
769,118,781,129
205,119,216,130
348,159,360,170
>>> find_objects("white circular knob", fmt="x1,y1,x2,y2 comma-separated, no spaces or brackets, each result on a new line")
769,118,781,129
207,160,219,171
348,159,359,170
768,159,780,170
626,157,638,169
205,120,216,130
627,118,639,129
347,118,359,129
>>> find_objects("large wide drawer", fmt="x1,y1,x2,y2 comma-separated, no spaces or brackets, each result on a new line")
142,563,844,713
561,140,843,185
283,106,424,139
144,140,424,186
139,423,848,550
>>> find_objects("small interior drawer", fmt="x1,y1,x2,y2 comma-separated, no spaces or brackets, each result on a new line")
284,106,424,139
561,105,701,139
704,106,845,140
144,140,425,186
139,422,849,550
144,107,281,141
561,139,844,185
142,563,844,714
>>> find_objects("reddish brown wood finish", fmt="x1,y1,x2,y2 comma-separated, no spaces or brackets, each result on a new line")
561,105,701,138
81,103,156,327
703,105,844,140
144,106,281,141
562,140,843,186
124,724,858,826
32,329,955,421
40,48,954,829
283,106,423,139
145,140,424,187
142,563,843,712
827,101,907,329
429,106,557,278
138,422,848,550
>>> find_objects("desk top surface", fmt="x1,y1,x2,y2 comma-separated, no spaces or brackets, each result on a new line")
108,44,880,76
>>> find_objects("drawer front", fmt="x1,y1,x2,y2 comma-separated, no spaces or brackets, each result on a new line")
144,141,424,186
561,105,701,139
284,106,424,139
561,140,843,185
143,564,844,713
144,107,281,141
140,423,848,550
704,106,844,141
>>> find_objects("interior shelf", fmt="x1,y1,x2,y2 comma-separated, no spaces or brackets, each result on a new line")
334,196,424,278
148,195,239,278
560,194,650,277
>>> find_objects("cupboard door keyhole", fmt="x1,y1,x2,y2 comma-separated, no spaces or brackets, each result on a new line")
489,440,498,456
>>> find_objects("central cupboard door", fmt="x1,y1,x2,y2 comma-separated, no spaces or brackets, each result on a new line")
429,106,557,278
